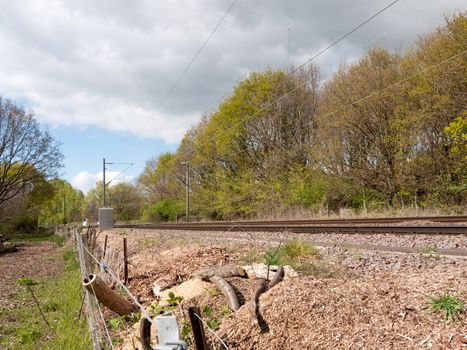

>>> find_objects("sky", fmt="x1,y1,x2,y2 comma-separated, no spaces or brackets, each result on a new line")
0,0,464,192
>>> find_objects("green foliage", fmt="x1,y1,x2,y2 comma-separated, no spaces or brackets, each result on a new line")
142,198,184,222
445,114,467,158
9,232,65,247
38,179,84,226
429,293,465,320
206,319,221,330
149,292,183,317
264,240,318,265
202,305,213,317
18,277,36,286
166,291,183,306
1,257,92,349
180,320,193,346
42,302,59,312
264,247,283,265
108,316,126,330
219,304,231,317
419,245,440,258
16,329,42,344
136,13,467,219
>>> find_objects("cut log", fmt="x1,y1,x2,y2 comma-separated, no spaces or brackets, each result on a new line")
193,265,246,280
0,242,19,254
250,266,285,327
83,274,136,315
268,266,285,289
208,275,240,311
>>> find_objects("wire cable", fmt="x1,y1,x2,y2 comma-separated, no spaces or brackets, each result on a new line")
124,0,239,153
80,239,155,325
106,163,134,186
185,49,467,175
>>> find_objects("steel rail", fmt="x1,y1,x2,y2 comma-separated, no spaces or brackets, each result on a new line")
116,223,466,234
119,215,467,228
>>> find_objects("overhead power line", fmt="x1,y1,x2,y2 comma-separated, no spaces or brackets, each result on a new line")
151,0,403,173
195,49,467,175
124,0,239,153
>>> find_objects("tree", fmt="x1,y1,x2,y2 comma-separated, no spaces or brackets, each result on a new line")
107,182,143,222
0,97,63,206
38,179,84,226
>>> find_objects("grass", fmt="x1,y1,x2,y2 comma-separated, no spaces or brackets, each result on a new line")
0,250,92,349
419,245,440,258
264,240,319,266
7,231,65,246
429,293,465,320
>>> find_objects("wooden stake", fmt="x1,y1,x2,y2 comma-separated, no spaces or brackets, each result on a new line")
123,237,128,286
102,234,108,260
188,306,207,350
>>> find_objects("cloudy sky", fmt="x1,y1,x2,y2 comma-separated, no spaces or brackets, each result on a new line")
0,0,464,192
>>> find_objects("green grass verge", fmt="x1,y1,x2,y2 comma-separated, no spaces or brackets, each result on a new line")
7,232,65,246
0,251,91,349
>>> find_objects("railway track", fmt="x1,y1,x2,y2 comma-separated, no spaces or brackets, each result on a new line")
116,215,467,234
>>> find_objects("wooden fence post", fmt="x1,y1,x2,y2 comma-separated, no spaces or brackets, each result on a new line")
188,306,207,350
123,237,128,286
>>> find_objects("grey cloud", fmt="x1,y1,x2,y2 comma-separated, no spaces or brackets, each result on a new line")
0,0,464,143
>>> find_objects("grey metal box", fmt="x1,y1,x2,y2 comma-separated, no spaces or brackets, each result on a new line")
98,208,113,229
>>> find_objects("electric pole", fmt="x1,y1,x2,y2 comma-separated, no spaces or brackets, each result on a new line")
102,158,133,208
63,193,67,224
182,162,190,222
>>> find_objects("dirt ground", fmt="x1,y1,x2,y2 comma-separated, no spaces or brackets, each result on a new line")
0,242,62,311
97,228,467,350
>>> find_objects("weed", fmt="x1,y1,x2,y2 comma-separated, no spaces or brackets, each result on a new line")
180,320,193,346
263,240,318,266
62,250,74,261
219,304,230,317
206,319,220,330
42,302,60,312
166,292,183,307
108,316,126,330
16,329,42,344
206,287,220,297
202,305,213,317
429,293,465,320
281,240,318,261
149,293,183,316
420,245,440,258
264,247,283,265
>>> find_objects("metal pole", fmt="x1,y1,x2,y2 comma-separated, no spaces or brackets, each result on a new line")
63,193,67,224
103,158,106,207
186,162,190,223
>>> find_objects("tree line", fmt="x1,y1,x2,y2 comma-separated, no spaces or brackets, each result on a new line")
134,13,466,221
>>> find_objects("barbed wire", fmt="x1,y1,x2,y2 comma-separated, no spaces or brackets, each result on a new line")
193,312,229,350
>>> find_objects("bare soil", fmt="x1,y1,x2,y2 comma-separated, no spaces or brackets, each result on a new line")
0,242,62,311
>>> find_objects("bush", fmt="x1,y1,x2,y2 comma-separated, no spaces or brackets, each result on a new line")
142,199,184,222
